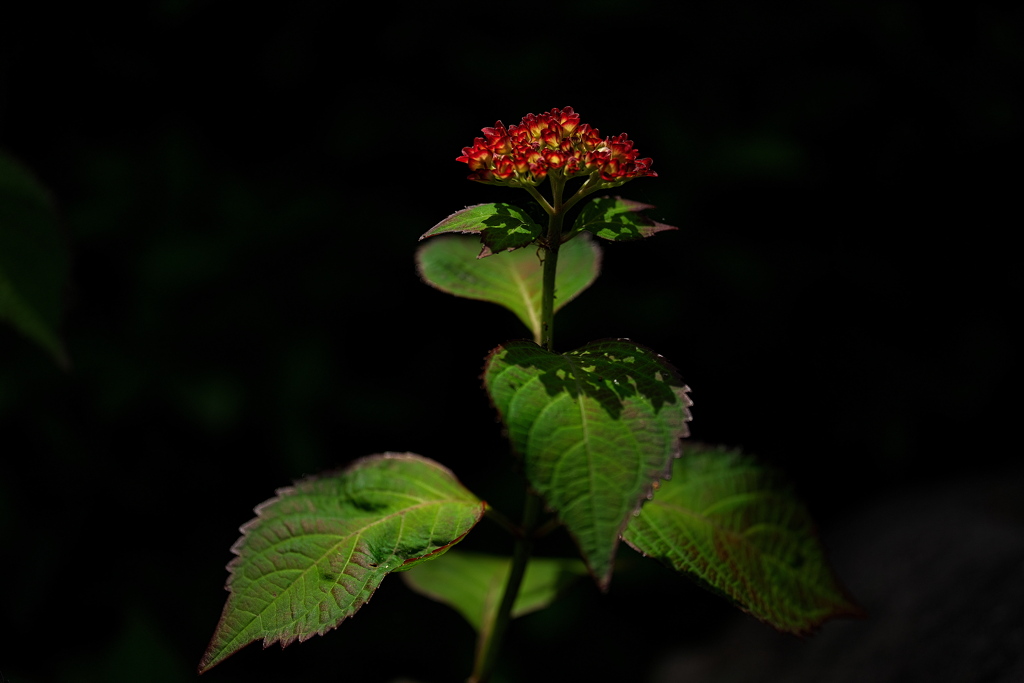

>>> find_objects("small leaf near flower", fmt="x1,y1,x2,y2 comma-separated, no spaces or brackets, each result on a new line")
570,196,678,242
421,203,542,257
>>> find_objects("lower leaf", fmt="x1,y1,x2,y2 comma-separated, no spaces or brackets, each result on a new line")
401,550,587,631
622,444,862,634
199,453,485,673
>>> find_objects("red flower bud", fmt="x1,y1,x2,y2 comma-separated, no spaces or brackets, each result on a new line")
544,150,566,169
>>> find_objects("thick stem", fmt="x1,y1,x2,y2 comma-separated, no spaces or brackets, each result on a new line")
540,176,567,352
539,237,561,352
469,178,568,683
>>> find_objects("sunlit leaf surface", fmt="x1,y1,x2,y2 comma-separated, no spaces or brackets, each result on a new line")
200,453,485,673
622,444,862,634
420,202,542,256
570,196,677,241
483,339,691,588
416,233,601,339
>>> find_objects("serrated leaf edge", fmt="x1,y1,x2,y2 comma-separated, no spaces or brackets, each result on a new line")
200,452,483,673
571,195,679,241
621,444,864,635
481,339,692,590
420,204,492,240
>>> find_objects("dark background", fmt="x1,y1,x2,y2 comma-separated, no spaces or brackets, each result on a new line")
1,2,1021,682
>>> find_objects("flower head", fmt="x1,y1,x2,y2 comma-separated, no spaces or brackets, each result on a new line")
457,107,656,187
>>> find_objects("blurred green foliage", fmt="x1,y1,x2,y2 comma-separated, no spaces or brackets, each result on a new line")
0,150,69,366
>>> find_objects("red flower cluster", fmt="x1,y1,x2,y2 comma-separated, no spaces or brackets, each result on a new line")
457,107,656,186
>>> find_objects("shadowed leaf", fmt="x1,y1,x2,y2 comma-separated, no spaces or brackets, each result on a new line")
0,149,69,367
483,339,692,589
420,203,542,256
199,453,485,673
570,196,677,241
401,550,586,633
622,444,862,634
416,233,601,339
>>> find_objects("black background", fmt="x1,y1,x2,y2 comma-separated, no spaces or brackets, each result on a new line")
1,2,1021,682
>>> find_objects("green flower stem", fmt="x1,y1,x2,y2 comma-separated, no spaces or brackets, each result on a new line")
539,223,562,351
469,178,569,683
483,505,517,537
522,182,554,214
540,175,567,352
559,173,604,219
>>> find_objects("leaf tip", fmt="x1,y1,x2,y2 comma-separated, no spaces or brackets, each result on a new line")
197,638,228,675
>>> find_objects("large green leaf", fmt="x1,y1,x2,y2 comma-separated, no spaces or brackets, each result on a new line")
420,202,542,256
0,149,69,366
622,444,862,634
200,453,485,673
483,339,692,589
401,550,586,632
570,196,677,241
416,233,601,340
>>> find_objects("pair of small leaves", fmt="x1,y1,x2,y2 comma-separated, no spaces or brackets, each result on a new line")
199,453,485,673
421,196,676,257
0,150,69,367
416,196,675,341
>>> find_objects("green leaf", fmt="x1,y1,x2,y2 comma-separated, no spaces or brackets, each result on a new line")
200,453,485,673
622,444,862,634
482,339,692,589
401,550,587,632
416,233,601,339
571,196,677,241
421,203,542,256
0,149,70,367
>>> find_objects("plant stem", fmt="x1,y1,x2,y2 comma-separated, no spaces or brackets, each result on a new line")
522,182,554,215
560,173,604,215
469,181,568,683
469,492,543,683
540,176,566,352
483,505,517,537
